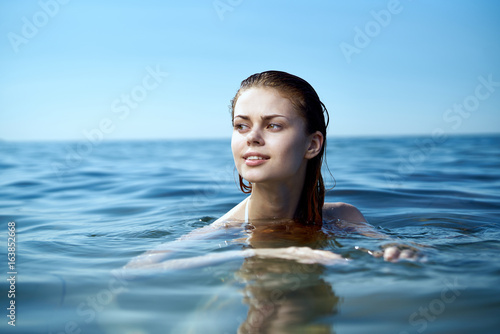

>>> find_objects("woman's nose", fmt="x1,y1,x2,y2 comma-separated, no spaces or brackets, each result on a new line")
246,128,264,146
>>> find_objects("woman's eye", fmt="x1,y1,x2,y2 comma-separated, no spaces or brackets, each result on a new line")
234,123,248,131
267,123,282,130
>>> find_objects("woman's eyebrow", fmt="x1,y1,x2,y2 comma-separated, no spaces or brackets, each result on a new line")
261,114,288,121
234,114,288,121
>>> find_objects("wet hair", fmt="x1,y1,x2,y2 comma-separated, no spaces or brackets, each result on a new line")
230,70,329,224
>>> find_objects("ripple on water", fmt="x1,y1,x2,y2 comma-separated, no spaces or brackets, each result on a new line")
0,136,498,333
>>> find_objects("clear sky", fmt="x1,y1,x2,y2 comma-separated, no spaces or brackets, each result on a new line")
1,0,499,141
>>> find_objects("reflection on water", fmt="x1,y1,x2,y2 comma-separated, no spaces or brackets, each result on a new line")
237,258,339,333
237,219,341,333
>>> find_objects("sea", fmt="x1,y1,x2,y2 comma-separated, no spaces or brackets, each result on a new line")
0,134,499,334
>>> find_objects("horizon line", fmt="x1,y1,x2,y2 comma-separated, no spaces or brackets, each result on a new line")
2,131,499,143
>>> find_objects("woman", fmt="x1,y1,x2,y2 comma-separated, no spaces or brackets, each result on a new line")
218,70,365,224
124,71,417,271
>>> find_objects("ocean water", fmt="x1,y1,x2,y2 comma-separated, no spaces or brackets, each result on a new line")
1,135,500,334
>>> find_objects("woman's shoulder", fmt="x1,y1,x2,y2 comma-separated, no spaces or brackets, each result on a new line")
177,198,248,241
211,197,248,226
322,202,366,223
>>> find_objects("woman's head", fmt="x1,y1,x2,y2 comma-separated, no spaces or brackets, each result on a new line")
230,70,329,224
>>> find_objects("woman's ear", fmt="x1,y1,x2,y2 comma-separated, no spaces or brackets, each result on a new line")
305,131,324,159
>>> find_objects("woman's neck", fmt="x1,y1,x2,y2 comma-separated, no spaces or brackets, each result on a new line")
248,177,305,221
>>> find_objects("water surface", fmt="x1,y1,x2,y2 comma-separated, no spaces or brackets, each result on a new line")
0,135,499,333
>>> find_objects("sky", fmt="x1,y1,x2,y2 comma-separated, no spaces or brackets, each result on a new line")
0,0,499,141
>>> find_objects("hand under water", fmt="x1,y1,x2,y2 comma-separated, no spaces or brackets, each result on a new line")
355,243,422,262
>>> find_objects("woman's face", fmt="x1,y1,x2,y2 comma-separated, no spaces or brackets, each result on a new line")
231,87,315,186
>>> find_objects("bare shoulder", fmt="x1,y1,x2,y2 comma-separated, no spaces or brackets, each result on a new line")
210,197,248,227
322,202,366,223
176,198,247,241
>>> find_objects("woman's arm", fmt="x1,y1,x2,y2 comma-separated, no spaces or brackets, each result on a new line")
123,219,346,273
323,202,422,262
124,199,250,270
123,246,346,274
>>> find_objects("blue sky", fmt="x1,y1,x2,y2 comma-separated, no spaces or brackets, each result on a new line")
1,0,499,141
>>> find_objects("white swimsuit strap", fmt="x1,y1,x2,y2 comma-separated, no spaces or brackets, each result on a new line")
244,197,250,223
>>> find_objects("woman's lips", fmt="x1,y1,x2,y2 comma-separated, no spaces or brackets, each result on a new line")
243,153,270,166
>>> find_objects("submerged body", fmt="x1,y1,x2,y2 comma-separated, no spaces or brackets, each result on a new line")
123,198,416,273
